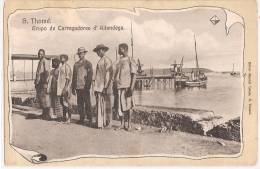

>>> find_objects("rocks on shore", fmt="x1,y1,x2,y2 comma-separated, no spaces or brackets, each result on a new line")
131,106,240,142
132,106,226,135
12,96,39,108
206,117,240,142
12,97,23,105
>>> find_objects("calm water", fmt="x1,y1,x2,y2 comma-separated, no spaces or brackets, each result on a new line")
133,73,244,121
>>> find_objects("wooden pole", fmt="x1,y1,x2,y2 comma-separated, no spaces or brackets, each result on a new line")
24,60,25,81
32,60,34,80
131,21,134,58
180,56,184,71
115,47,118,60
12,59,14,81
194,34,199,76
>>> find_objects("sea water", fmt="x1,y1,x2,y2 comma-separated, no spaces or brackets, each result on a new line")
133,72,244,121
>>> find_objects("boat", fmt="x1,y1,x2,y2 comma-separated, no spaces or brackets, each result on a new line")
136,58,146,76
230,63,240,77
185,35,207,87
175,74,189,87
185,79,207,87
170,57,189,87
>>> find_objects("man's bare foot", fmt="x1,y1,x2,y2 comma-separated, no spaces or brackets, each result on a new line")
63,118,71,124
76,120,84,124
124,126,132,131
114,125,123,131
104,124,112,129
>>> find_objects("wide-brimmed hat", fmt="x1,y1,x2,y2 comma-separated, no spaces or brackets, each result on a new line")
93,44,109,53
77,47,88,55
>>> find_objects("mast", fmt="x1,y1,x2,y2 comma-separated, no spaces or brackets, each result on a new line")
194,34,200,76
180,56,184,69
232,63,234,72
115,47,118,60
150,64,153,77
131,21,134,58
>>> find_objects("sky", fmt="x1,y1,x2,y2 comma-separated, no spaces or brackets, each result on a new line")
9,7,244,72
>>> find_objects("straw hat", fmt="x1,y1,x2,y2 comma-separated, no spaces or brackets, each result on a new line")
77,47,88,55
93,44,109,53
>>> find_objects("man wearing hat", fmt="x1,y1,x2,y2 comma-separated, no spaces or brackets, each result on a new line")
93,44,113,129
72,47,93,124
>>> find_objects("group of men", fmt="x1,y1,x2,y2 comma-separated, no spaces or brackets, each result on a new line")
34,43,137,130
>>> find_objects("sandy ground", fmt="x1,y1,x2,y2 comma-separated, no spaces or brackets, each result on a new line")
10,109,241,161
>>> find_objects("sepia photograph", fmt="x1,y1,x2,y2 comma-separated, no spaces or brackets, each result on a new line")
6,4,250,164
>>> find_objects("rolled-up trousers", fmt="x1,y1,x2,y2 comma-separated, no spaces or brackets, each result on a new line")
76,89,91,121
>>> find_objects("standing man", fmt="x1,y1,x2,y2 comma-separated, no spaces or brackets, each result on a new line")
93,44,113,129
48,58,62,120
34,49,51,120
114,43,137,131
58,54,72,123
72,47,93,124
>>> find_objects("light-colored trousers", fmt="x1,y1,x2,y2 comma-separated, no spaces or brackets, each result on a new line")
117,88,134,116
96,92,113,128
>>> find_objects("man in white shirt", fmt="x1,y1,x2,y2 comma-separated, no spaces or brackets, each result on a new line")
93,44,113,129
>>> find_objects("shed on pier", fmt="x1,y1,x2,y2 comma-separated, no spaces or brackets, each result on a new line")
10,54,58,81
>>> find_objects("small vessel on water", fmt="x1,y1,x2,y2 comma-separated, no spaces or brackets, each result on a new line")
185,76,207,87
171,57,189,87
230,63,240,77
185,35,207,87
136,58,146,76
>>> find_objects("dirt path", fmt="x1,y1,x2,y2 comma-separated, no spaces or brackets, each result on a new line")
10,110,241,161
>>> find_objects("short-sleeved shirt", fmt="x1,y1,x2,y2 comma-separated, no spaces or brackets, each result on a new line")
57,63,72,96
114,56,137,89
72,59,93,90
94,56,113,93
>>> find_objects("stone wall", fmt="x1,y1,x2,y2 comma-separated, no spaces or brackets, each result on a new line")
206,117,240,142
12,96,39,108
132,106,225,135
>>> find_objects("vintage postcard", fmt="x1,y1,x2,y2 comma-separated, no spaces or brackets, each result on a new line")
3,0,258,166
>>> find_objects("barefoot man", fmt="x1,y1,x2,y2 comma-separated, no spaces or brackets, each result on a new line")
58,54,72,123
34,49,51,120
93,44,113,129
114,43,137,130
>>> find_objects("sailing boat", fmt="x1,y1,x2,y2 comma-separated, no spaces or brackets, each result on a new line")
230,63,240,76
185,35,207,87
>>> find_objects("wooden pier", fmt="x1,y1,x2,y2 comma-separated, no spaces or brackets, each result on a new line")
135,74,176,90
